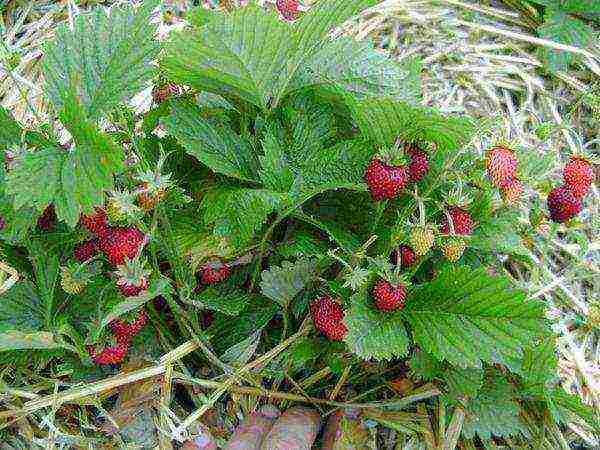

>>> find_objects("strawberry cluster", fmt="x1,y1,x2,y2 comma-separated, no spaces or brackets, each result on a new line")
485,145,523,204
548,155,593,223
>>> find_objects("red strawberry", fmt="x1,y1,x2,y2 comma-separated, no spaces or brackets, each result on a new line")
74,239,98,262
118,277,149,297
99,227,147,266
440,207,474,235
486,145,518,187
310,295,347,341
406,145,429,182
372,279,406,311
547,185,582,223
109,309,148,337
88,336,129,365
276,0,300,20
80,208,109,237
152,83,182,104
389,245,416,268
563,156,593,199
500,178,523,203
364,159,409,201
199,264,231,285
37,205,56,230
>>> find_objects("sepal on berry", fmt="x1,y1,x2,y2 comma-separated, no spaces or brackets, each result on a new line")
115,258,151,297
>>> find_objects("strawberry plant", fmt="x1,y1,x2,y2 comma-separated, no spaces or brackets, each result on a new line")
0,0,597,446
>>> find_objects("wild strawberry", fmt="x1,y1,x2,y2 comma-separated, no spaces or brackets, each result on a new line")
115,258,150,297
109,308,148,337
486,145,518,187
106,190,140,225
135,169,172,211
60,263,96,295
410,226,435,256
389,244,416,268
276,0,301,20
547,185,582,223
440,207,474,235
372,279,406,311
80,208,109,237
500,178,523,204
99,226,147,266
199,264,231,285
37,205,56,230
152,83,182,104
563,156,593,199
74,239,98,262
441,237,467,262
364,159,409,201
310,295,347,341
88,336,129,365
406,145,429,182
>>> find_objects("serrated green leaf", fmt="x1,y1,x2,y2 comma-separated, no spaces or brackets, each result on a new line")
520,338,558,388
6,98,124,226
28,240,60,325
163,102,258,181
0,330,61,351
470,208,530,257
0,200,37,244
290,38,421,101
259,127,295,192
162,6,298,109
350,97,474,150
538,11,594,72
344,289,409,360
0,281,45,332
445,367,484,402
0,106,22,147
201,187,286,250
408,350,443,381
545,386,600,433
293,212,361,253
260,258,316,307
192,288,252,316
405,266,549,368
42,0,159,120
462,372,525,439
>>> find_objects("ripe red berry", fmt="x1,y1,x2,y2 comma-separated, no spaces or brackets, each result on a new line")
152,83,182,104
199,264,231,285
37,205,56,230
310,295,347,341
563,156,593,199
440,207,474,235
74,239,98,262
390,245,416,268
486,146,518,188
500,178,523,204
372,279,406,311
109,309,148,337
80,208,109,237
547,185,582,223
276,0,300,20
99,227,147,266
406,146,429,182
364,159,409,201
88,336,129,365
118,277,149,297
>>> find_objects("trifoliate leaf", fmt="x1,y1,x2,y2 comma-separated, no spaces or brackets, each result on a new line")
344,289,409,360
163,102,259,181
462,372,525,439
260,258,316,308
405,266,550,368
201,187,286,250
538,10,594,72
42,0,159,120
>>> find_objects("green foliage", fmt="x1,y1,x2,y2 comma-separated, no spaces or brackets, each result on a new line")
42,0,159,120
260,258,316,307
405,266,549,368
0,281,45,333
0,107,22,147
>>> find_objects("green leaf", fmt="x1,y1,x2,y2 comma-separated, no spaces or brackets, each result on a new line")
520,338,558,388
538,10,594,72
545,386,600,434
162,6,299,109
344,289,410,360
260,258,316,308
293,212,361,253
0,106,22,147
561,0,600,15
42,0,159,120
291,38,421,101
0,330,61,351
6,98,124,226
444,367,484,402
350,98,474,150
470,208,529,257
192,289,253,316
28,240,60,325
201,187,286,250
0,281,45,332
163,102,258,181
408,350,443,381
462,372,525,439
405,266,549,368
259,128,295,192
